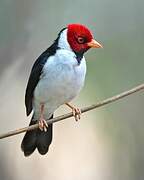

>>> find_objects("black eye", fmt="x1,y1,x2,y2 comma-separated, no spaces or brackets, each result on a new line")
77,36,86,44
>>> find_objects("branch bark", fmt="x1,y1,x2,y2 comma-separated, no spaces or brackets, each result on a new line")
0,83,144,139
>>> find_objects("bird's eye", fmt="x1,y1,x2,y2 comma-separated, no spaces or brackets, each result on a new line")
77,37,85,44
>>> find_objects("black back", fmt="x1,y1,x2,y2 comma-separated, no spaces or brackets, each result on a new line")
25,32,63,116
25,27,75,116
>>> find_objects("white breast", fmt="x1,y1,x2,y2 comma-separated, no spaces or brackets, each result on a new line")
34,49,86,118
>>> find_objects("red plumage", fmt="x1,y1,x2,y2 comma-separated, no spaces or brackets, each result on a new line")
67,24,93,53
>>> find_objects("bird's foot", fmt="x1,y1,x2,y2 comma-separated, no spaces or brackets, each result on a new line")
72,107,81,121
65,103,81,121
38,118,48,132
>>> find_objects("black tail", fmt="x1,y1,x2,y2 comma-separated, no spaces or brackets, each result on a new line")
21,115,53,156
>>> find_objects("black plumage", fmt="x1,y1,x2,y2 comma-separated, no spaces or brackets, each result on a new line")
25,28,67,116
25,40,59,116
21,115,53,156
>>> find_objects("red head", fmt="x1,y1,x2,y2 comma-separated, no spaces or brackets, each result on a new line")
67,24,102,54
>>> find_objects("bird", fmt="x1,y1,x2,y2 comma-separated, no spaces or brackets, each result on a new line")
21,23,102,156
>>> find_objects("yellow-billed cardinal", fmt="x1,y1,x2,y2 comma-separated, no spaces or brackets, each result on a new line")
21,24,102,156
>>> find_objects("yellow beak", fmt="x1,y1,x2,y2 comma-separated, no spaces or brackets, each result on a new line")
87,39,103,48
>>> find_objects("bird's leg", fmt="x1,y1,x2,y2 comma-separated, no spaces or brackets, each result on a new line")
38,103,48,132
65,103,81,121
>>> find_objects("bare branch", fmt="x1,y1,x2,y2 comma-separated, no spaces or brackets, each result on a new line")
0,83,144,139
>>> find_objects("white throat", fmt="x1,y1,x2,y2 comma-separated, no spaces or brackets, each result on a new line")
58,29,72,52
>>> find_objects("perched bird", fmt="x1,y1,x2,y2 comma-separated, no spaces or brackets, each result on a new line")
21,23,102,156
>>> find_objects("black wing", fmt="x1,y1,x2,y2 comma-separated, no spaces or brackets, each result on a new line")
25,52,48,116
25,28,66,116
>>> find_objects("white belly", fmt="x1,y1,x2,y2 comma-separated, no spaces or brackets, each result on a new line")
33,49,86,119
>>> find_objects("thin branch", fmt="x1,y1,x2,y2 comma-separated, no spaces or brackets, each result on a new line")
0,83,144,139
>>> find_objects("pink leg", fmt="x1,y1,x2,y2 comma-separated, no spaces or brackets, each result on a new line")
38,104,48,132
65,103,81,121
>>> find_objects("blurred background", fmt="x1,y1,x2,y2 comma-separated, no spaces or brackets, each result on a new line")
0,0,144,179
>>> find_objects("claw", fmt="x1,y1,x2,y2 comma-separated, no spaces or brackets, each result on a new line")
72,107,81,121
38,118,48,131
38,103,48,131
65,103,81,121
